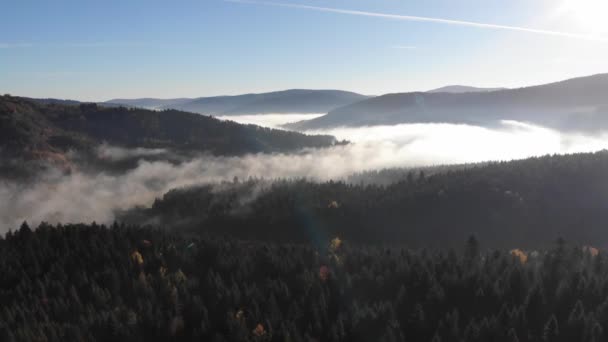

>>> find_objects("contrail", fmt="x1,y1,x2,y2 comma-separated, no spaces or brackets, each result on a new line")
225,0,608,43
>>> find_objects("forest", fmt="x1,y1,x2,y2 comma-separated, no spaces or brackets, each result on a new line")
5,93,608,342
5,101,608,341
0,95,339,179
122,150,608,248
7,1,608,341
1,222,606,342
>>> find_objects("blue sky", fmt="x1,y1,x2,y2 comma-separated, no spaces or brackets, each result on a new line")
1,0,607,101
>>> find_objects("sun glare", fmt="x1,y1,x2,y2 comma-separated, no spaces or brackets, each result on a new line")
558,0,608,35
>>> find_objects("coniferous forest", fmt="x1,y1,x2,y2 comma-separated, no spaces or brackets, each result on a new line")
5,101,608,341
1,223,607,342
6,1,608,340
4,132,608,340
122,151,608,249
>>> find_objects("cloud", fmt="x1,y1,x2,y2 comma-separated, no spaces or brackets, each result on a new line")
217,113,324,129
3,120,608,232
96,143,168,162
226,0,608,43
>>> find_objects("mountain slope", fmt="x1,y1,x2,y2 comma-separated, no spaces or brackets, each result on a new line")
0,95,338,178
107,89,369,115
427,85,506,93
105,98,192,110
123,150,608,248
217,89,369,115
287,73,608,131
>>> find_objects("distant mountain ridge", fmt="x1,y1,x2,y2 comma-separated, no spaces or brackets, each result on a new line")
106,89,369,115
427,85,506,93
286,73,608,132
103,98,192,110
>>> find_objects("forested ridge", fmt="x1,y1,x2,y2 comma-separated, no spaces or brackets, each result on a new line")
1,223,606,342
0,95,338,178
123,150,608,248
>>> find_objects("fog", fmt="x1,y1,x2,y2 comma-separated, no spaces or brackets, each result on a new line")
308,120,608,164
217,113,324,128
96,143,168,161
2,115,608,232
226,115,608,164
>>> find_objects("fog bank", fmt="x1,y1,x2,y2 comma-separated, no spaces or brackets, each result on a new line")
217,113,324,129
3,119,608,232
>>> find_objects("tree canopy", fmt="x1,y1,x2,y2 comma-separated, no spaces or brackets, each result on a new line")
1,223,606,342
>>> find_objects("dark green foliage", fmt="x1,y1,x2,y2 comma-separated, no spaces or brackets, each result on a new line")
0,95,338,178
1,223,607,342
124,150,608,248
543,315,559,341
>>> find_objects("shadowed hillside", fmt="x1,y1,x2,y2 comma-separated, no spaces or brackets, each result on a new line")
427,85,506,93
108,89,369,115
0,96,339,179
287,74,608,131
122,150,608,248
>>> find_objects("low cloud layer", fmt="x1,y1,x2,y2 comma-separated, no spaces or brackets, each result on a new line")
96,143,168,161
308,120,608,164
217,113,324,129
2,118,608,232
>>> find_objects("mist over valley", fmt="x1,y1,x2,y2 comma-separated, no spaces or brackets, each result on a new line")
6,1,608,340
4,76,608,236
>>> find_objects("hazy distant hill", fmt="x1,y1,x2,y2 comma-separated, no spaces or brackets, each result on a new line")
0,96,338,178
105,98,192,110
107,89,369,115
427,85,506,93
287,73,608,132
23,97,83,106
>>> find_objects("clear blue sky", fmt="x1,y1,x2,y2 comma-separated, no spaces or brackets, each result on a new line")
1,0,607,101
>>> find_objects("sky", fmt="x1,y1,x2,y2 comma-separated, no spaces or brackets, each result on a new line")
1,0,608,101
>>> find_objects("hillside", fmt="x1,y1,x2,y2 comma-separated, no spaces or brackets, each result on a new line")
122,150,608,248
104,98,192,110
107,89,369,115
2,223,604,342
427,85,506,93
0,95,338,178
287,73,608,131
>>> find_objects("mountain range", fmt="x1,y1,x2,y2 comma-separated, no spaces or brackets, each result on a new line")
286,73,608,132
14,73,608,135
106,89,369,115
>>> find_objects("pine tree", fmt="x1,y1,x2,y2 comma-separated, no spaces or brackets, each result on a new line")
506,328,519,342
465,235,480,261
543,315,559,342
